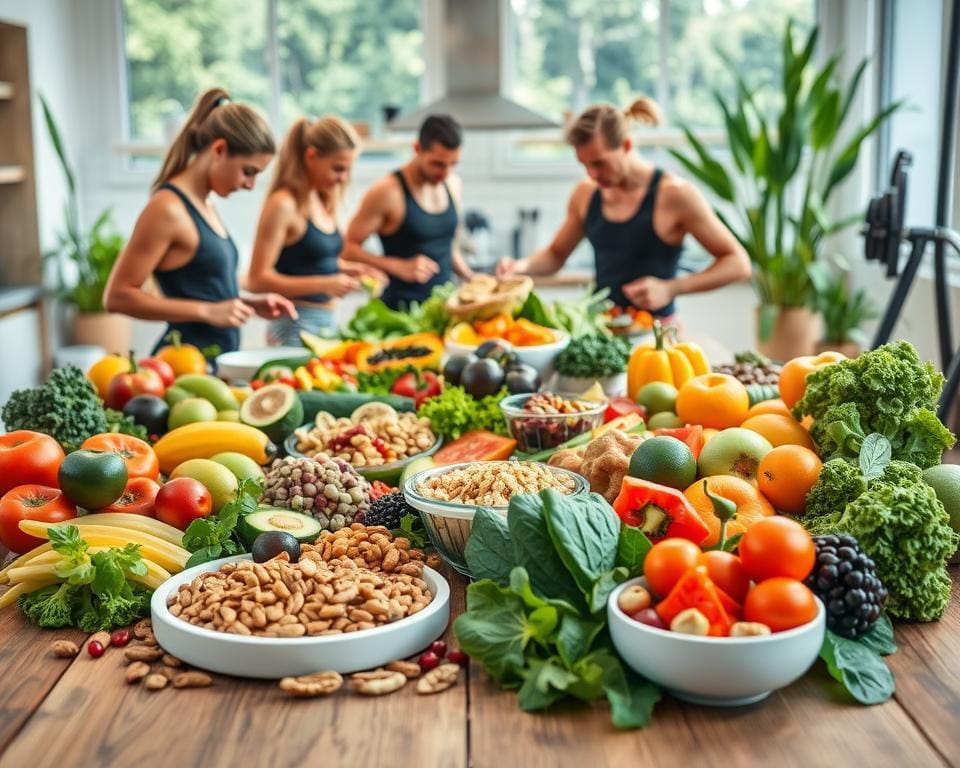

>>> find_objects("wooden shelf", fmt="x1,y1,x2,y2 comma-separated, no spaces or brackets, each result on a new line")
0,82,12,100
0,165,25,184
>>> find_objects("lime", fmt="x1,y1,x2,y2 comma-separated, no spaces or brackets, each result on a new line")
923,464,960,535
636,382,678,415
646,411,684,429
628,436,697,490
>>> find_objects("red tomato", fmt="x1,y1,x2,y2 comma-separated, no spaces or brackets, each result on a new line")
138,356,175,387
0,485,77,554
105,366,165,410
642,538,701,598
100,477,160,516
0,431,65,496
743,578,819,632
154,477,212,530
80,433,160,481
698,550,750,603
739,516,816,583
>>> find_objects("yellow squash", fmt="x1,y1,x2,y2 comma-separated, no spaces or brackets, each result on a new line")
627,322,710,400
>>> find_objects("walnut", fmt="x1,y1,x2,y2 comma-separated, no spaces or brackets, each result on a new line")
547,446,586,474
578,430,646,502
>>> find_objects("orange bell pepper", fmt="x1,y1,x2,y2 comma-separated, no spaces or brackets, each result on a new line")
655,565,736,636
474,313,512,339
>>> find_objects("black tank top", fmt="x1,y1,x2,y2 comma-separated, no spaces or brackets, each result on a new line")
378,170,457,310
584,168,682,316
275,220,342,303
151,183,240,354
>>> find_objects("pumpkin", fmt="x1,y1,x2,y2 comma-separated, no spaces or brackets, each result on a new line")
355,332,444,373
627,322,710,400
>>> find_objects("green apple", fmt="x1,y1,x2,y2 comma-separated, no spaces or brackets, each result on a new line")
697,427,773,484
168,397,218,430
211,451,266,485
636,382,679,415
170,458,239,512
646,411,684,429
217,409,240,422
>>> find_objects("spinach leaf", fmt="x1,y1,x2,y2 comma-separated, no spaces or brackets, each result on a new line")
857,613,897,656
820,630,896,705
507,493,585,610
556,613,604,668
589,567,629,613
595,650,662,729
616,525,652,576
542,490,620,596
517,657,578,711
453,580,530,685
465,507,513,585
859,433,892,480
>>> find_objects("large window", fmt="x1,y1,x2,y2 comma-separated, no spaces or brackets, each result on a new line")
122,0,423,146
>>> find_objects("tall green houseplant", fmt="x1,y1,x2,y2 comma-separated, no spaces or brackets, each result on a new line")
669,21,899,353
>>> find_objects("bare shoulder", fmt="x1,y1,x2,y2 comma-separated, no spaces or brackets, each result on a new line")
656,172,703,210
263,188,299,218
147,188,194,225
569,179,597,218
366,173,405,207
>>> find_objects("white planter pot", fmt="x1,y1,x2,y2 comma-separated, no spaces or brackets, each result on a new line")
550,372,628,398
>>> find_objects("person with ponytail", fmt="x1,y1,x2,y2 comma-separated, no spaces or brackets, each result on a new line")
104,88,296,357
497,97,750,321
246,115,380,343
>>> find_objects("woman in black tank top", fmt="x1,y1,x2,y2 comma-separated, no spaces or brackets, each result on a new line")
496,97,750,321
103,88,296,359
247,115,379,345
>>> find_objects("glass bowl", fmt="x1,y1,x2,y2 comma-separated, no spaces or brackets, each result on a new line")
499,392,606,453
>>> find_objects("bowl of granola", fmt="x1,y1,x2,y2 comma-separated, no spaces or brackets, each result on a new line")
402,461,588,575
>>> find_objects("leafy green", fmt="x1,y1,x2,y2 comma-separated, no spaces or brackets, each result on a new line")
463,507,513,584
181,477,263,567
1,365,110,452
391,512,430,549
343,283,455,340
554,333,631,378
616,525,652,577
516,291,558,328
552,287,613,339
542,489,620,594
820,624,896,705
858,433,891,480
416,385,509,439
355,365,418,396
105,408,149,441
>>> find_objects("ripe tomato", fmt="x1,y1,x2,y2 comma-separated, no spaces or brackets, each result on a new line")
154,477,212,530
106,366,165,410
757,445,822,515
0,485,77,554
100,477,160,516
80,433,160,481
138,356,175,387
0,431,65,496
739,516,816,583
698,550,750,603
643,538,701,598
743,578,819,632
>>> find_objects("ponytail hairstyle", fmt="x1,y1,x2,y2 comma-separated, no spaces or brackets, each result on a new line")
152,88,275,191
565,95,663,149
269,115,360,215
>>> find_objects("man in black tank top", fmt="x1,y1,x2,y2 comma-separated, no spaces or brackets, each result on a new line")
497,101,750,320
344,115,475,309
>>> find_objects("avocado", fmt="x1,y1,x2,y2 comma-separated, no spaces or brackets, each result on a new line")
240,507,322,548
239,383,304,443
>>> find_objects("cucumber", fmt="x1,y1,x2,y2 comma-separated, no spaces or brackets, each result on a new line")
253,355,313,381
298,390,415,421
240,383,304,443
746,383,781,407
240,507,323,548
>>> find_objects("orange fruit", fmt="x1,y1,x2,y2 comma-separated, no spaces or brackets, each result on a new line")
746,398,792,419
757,445,822,515
87,354,131,400
683,475,775,548
778,351,847,409
740,413,816,450
676,373,750,430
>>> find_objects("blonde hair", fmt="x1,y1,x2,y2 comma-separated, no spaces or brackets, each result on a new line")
152,88,275,191
565,96,662,148
269,115,360,214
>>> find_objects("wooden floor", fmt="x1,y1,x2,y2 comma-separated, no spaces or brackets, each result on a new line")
0,567,957,768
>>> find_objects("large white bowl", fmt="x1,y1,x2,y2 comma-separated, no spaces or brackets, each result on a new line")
608,577,825,707
151,554,450,678
215,346,309,381
445,331,570,373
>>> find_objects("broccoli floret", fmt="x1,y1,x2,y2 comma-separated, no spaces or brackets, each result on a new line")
803,458,866,532
18,583,79,628
2,365,108,451
871,459,924,489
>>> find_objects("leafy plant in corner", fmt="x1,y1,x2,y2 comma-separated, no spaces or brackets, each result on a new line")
817,269,878,346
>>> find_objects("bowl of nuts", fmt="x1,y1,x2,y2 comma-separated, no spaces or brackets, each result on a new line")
402,461,589,576
499,392,607,454
607,577,825,707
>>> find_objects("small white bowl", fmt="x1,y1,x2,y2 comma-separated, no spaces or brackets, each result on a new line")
215,346,309,382
151,554,450,678
608,577,825,707
445,331,570,373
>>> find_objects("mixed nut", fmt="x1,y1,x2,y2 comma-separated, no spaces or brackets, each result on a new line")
415,461,578,507
261,454,371,531
505,392,604,452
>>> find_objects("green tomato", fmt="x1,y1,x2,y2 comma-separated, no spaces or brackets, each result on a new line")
58,449,128,510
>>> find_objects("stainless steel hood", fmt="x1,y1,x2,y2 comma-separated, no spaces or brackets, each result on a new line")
388,0,557,131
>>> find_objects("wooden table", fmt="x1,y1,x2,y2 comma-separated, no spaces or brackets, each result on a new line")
0,568,956,768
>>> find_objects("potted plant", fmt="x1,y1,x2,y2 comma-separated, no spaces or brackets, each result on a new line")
39,94,130,352
669,21,899,361
815,271,878,357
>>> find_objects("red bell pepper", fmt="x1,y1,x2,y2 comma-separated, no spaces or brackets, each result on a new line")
652,425,704,460
391,370,442,408
612,477,710,545
655,565,736,636
604,397,646,423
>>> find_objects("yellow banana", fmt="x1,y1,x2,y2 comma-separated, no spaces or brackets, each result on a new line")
11,539,185,575
152,420,276,474
65,513,185,546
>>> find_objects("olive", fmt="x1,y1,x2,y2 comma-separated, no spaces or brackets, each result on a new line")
442,353,478,386
460,358,505,398
251,531,301,563
504,364,541,394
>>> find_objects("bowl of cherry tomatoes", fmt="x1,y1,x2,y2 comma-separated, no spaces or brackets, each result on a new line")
607,518,826,707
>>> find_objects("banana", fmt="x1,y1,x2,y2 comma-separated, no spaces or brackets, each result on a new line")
152,420,276,474
65,513,185,546
174,373,240,411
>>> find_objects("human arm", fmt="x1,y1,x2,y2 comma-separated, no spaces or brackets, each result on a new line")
447,175,475,281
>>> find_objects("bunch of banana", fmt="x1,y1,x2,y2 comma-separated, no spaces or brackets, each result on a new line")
152,420,276,474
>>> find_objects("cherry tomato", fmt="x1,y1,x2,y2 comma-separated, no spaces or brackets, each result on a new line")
739,516,816,583
138,356,176,387
698,550,750,603
0,431,65,496
80,433,160,481
642,538,701,598
154,477,212,530
100,477,160,516
743,578,819,632
0,485,77,554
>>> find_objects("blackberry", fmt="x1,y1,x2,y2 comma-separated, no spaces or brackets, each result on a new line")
364,492,417,530
806,534,888,639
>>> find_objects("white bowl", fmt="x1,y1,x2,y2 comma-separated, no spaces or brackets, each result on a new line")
150,554,450,678
445,331,570,373
608,577,825,707
215,346,309,381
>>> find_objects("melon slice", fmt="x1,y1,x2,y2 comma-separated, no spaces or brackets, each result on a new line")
239,383,304,443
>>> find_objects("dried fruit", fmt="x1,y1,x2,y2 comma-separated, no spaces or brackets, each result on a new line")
447,649,468,666
418,651,441,672
87,640,105,659
110,629,132,647
429,640,447,657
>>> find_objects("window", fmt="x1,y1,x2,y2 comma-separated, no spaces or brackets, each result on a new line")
121,0,423,151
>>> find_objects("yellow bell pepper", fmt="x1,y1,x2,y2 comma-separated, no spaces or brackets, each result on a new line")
294,367,314,391
627,322,711,399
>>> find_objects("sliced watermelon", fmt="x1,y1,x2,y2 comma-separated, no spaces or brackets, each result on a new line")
433,430,517,464
239,383,304,443
653,425,705,460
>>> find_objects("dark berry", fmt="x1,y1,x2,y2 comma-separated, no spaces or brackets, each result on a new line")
365,492,418,530
447,649,469,666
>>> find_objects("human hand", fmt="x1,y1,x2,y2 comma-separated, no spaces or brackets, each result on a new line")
495,257,519,278
622,276,674,311
397,255,440,284
206,298,255,327
247,293,299,320
323,274,361,298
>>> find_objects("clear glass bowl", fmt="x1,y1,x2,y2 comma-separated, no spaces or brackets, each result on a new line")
499,392,606,453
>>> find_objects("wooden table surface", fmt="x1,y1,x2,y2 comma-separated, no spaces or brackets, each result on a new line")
0,567,957,768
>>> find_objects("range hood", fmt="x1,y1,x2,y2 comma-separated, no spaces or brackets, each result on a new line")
388,0,557,131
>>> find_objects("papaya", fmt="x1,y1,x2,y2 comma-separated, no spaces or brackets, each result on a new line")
355,333,444,373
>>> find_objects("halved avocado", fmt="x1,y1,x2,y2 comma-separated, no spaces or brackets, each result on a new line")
240,507,323,548
399,455,436,488
239,383,304,443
